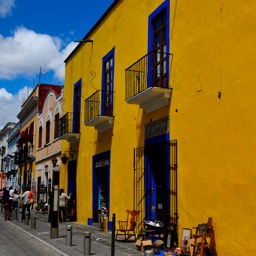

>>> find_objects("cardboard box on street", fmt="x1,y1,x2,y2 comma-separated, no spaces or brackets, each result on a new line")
136,239,153,252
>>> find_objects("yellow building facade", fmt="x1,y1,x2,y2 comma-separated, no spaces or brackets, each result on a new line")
169,1,255,255
62,0,254,254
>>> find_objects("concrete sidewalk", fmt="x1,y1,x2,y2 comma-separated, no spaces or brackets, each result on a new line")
0,207,144,256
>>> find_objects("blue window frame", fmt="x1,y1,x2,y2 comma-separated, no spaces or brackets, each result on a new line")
101,48,114,116
73,79,82,133
148,0,170,88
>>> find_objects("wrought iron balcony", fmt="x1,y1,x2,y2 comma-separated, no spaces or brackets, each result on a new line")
58,112,80,144
84,90,114,133
14,145,34,165
125,51,173,113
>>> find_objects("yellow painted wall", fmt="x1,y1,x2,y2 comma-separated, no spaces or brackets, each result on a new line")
64,0,167,224
63,0,255,254
170,0,255,255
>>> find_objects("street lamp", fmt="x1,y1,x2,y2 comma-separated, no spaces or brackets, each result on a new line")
51,157,58,167
60,154,69,164
50,157,59,239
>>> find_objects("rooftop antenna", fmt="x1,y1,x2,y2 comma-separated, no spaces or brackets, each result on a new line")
39,67,47,85
39,67,42,85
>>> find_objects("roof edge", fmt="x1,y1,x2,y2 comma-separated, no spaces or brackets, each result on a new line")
64,0,120,63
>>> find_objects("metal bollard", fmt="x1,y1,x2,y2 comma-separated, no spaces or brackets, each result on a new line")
31,217,37,228
84,231,91,255
103,216,108,233
14,208,18,220
144,250,154,256
25,211,29,225
111,213,116,256
66,225,72,246
19,209,22,223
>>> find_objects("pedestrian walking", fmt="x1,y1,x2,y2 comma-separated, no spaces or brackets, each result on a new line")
12,189,19,210
2,187,11,221
59,188,70,222
20,187,32,220
0,189,3,202
9,186,14,216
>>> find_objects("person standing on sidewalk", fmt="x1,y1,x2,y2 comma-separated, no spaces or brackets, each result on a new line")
12,189,19,211
9,186,14,216
20,187,31,220
2,187,11,220
48,190,52,222
59,188,70,222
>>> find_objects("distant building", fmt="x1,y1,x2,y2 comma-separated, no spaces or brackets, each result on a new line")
0,122,17,189
16,83,62,201
6,122,20,189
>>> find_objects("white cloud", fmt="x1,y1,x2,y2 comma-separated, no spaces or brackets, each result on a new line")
48,41,77,81
0,26,78,129
0,27,77,81
0,0,15,17
0,86,33,129
0,87,12,100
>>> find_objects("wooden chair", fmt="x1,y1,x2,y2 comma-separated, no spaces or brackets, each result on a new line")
115,209,140,242
191,217,218,256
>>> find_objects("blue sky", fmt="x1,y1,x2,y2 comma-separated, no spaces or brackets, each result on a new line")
0,0,114,128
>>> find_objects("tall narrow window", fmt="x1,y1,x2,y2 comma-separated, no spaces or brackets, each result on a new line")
54,113,59,139
102,49,114,116
38,126,42,148
46,120,50,144
152,10,167,87
148,2,170,88
73,80,81,133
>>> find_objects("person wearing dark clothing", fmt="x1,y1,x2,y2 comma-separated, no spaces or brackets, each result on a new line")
2,187,11,220
48,191,52,222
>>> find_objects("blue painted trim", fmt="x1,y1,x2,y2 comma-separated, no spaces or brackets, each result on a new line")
92,150,111,227
147,0,170,88
88,218,93,226
101,48,115,115
145,133,170,146
144,132,170,221
73,79,82,132
68,160,77,196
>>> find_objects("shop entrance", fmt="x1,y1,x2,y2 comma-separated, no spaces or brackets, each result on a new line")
145,141,170,222
92,151,110,223
96,165,109,210
134,139,178,245
67,160,77,221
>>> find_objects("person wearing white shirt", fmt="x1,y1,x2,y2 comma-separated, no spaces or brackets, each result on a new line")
59,188,70,222
19,187,31,220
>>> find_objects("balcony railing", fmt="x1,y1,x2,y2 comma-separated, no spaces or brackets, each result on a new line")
84,90,114,133
59,112,80,144
125,51,173,113
14,145,34,165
